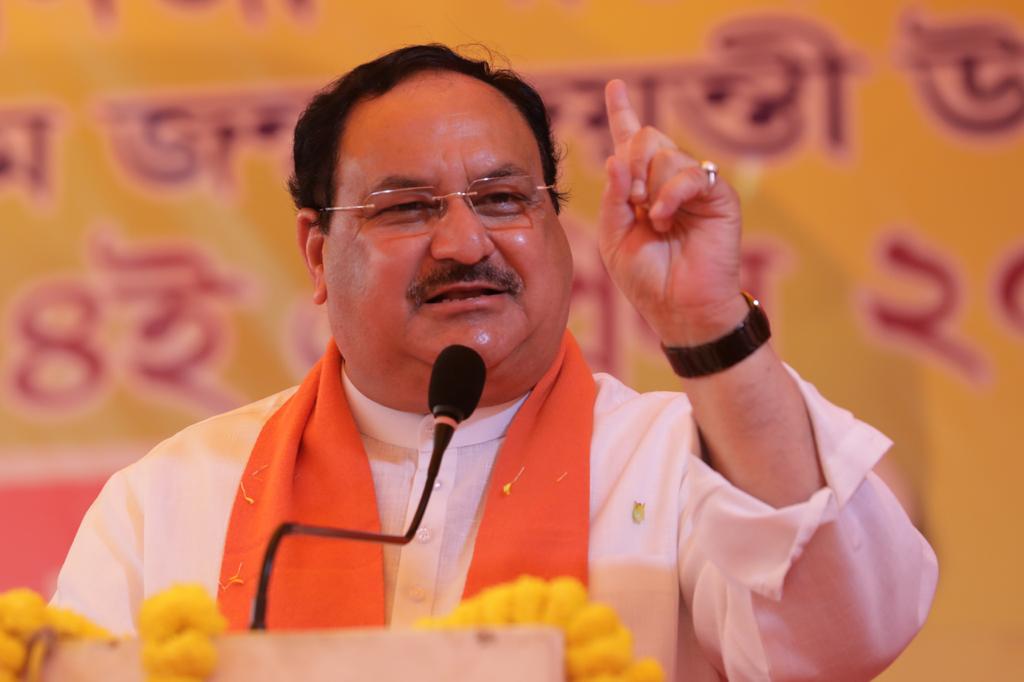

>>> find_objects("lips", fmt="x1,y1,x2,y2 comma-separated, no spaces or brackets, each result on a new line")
407,262,524,308
424,282,508,304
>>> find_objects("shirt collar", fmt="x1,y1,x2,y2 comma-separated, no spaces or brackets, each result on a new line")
342,366,527,450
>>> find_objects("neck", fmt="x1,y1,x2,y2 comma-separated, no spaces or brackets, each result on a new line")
341,366,528,449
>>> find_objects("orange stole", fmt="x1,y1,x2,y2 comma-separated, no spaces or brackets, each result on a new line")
217,333,595,630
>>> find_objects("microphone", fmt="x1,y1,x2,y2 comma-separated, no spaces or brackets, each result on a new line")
249,345,486,630
388,344,485,564
429,344,486,455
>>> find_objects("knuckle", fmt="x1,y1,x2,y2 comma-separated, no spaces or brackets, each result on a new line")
628,152,650,176
649,149,683,177
652,148,677,164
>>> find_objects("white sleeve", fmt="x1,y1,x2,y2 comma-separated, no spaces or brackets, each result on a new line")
678,372,938,681
50,467,144,636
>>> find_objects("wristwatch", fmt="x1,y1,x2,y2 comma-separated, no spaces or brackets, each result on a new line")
661,292,771,378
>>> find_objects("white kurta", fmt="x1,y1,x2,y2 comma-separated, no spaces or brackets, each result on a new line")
52,369,937,681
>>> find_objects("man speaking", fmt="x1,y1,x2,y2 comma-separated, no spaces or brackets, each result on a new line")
53,45,937,680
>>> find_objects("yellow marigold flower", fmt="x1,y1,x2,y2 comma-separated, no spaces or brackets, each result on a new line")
541,577,587,628
0,589,47,638
566,603,620,647
566,646,598,679
23,638,48,682
478,584,515,625
416,575,663,682
139,585,226,642
46,607,112,640
142,629,218,678
566,625,633,678
624,657,665,682
510,575,549,624
0,670,20,682
0,632,27,672
444,598,484,628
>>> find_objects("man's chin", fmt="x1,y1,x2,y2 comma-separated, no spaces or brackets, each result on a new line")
414,324,521,369
412,302,524,359
403,320,561,408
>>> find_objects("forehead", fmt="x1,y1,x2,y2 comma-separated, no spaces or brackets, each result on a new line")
336,71,543,193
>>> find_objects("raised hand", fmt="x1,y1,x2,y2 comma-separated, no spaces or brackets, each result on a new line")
599,79,746,345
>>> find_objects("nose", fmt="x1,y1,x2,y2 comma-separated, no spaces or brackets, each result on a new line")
428,194,496,264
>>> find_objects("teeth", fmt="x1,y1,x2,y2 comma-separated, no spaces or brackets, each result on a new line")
446,290,484,300
429,288,501,303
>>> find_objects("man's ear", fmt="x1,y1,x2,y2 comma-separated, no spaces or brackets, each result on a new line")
296,208,327,305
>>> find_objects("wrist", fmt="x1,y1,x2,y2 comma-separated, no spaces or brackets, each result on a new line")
660,292,771,378
653,295,752,347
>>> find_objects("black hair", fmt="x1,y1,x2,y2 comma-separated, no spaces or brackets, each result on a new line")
288,44,565,230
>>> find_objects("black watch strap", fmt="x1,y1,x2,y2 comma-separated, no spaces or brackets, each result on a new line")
661,292,771,378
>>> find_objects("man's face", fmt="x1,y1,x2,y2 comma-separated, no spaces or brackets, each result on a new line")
298,71,573,411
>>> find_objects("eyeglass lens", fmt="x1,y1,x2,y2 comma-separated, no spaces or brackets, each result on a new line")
361,175,546,232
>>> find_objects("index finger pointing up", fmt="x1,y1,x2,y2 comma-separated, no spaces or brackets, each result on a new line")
605,79,642,157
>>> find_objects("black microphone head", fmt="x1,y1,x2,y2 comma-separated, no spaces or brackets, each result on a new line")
428,345,486,423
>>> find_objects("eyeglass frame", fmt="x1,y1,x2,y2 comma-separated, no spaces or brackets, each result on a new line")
316,174,558,231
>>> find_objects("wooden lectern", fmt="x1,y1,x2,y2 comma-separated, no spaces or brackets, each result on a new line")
39,627,565,681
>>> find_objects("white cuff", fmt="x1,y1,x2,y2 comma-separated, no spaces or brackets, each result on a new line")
681,368,892,600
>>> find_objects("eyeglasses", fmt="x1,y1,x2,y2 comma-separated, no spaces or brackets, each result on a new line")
319,174,555,236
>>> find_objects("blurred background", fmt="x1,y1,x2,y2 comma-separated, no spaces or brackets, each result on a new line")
1,0,1021,678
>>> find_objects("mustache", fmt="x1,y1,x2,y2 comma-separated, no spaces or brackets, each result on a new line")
406,261,524,307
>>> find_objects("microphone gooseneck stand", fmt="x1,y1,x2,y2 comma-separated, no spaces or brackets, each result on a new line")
249,344,486,630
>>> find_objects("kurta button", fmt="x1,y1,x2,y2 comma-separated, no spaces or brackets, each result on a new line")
420,423,434,443
416,528,432,543
409,586,427,602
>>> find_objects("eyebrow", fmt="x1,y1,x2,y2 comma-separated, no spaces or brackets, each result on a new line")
477,163,530,180
365,163,532,195
367,175,433,194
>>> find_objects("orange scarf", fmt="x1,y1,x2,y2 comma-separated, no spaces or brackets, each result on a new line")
218,332,595,630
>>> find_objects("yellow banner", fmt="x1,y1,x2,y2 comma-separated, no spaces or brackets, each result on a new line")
1,1,1022,677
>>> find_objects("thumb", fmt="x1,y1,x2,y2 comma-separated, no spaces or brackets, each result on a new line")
599,155,636,247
